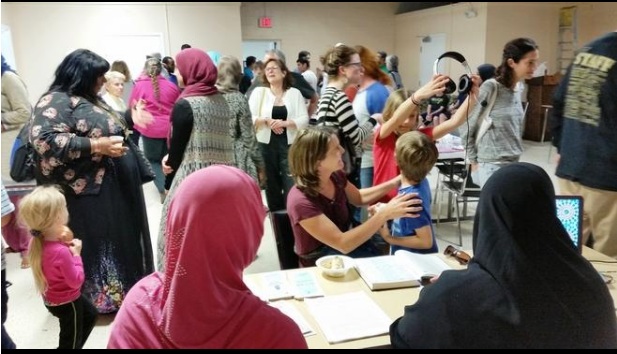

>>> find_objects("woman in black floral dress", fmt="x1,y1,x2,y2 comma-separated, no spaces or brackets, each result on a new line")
29,49,154,313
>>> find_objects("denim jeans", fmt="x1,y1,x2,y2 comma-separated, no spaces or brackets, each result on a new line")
141,136,168,194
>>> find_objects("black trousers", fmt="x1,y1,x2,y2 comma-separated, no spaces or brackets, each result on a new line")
1,269,15,349
259,134,294,212
45,294,97,349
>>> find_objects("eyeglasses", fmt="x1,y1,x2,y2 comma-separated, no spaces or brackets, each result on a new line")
265,66,280,72
443,245,471,265
345,62,363,68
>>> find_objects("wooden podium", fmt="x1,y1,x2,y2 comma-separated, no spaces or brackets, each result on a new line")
524,74,561,142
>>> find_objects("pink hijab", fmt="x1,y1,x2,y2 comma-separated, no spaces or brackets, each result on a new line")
176,48,218,98
107,166,308,349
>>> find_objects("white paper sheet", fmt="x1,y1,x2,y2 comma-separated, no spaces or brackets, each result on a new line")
304,291,392,344
269,301,316,337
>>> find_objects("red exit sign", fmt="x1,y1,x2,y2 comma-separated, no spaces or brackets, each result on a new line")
258,17,272,28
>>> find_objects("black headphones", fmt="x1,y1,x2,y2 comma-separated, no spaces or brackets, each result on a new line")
433,51,473,95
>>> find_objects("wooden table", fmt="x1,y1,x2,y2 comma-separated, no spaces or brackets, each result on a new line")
245,247,617,349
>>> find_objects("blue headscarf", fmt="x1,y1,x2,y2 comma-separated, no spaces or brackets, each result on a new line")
207,51,222,66
1,55,15,75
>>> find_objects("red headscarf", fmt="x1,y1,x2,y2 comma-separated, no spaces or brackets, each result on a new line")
107,166,308,349
176,48,218,98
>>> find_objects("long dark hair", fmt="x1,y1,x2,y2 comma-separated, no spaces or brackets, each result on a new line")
48,49,109,102
495,38,538,89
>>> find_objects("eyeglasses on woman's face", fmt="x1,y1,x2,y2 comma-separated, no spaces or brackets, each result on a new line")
265,66,280,73
345,62,363,68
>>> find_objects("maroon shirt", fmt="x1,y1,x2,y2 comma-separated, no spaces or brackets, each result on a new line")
286,171,350,256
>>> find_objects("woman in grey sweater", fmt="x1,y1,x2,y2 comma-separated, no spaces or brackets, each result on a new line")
461,38,539,187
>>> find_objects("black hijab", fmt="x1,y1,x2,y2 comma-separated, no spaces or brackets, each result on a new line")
477,63,496,82
390,163,616,348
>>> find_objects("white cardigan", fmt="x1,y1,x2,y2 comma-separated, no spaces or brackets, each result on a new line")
249,86,309,144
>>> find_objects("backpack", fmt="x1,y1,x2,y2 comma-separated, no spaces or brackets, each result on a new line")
9,121,36,182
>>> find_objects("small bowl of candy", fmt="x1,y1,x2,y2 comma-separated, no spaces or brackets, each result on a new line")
316,255,354,278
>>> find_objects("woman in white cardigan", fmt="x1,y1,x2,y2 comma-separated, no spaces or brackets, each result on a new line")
249,58,309,212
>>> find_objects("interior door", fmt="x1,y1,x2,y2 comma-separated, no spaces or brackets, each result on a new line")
97,33,165,80
419,33,446,87
242,40,282,64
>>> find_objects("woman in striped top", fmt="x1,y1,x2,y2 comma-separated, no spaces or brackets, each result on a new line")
317,44,377,192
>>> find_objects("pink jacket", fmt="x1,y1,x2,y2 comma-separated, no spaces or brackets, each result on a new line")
129,75,181,139
41,241,84,305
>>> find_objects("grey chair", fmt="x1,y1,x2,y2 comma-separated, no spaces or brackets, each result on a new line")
433,159,466,205
436,165,482,246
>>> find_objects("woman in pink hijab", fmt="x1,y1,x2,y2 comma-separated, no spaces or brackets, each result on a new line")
108,165,308,349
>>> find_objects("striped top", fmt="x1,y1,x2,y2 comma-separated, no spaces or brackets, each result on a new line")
316,87,376,155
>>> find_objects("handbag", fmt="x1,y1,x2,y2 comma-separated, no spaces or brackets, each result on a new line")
317,94,359,177
9,122,36,183
100,101,155,184
126,138,155,184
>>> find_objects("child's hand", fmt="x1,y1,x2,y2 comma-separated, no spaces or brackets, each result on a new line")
69,238,82,256
415,75,450,101
61,226,74,240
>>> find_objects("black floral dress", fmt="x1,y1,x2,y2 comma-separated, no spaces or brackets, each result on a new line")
31,91,154,313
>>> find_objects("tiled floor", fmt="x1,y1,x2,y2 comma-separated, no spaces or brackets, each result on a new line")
3,140,558,349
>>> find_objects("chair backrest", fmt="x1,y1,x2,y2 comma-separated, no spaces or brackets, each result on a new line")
441,164,482,199
269,210,300,270
436,160,467,181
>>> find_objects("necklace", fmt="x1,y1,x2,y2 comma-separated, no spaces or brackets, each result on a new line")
272,89,284,106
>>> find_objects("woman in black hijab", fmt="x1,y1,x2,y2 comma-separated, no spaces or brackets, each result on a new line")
389,162,617,349
477,63,496,83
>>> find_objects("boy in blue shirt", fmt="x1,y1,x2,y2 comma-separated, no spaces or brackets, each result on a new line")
374,131,439,254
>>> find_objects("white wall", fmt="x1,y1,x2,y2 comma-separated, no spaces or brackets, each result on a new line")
1,2,242,105
1,25,17,71
240,2,399,69
2,1,615,103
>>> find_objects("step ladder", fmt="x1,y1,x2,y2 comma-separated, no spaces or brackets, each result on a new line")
558,6,578,74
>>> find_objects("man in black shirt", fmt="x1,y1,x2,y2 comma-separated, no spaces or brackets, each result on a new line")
551,30,617,258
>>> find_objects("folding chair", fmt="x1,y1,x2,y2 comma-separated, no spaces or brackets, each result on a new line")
433,159,466,205
436,165,482,245
269,209,300,270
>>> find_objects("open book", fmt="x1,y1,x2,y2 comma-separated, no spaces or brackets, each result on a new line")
354,250,452,290
244,270,325,301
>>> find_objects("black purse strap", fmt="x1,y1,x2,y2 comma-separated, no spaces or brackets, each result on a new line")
317,88,336,126
96,100,132,141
